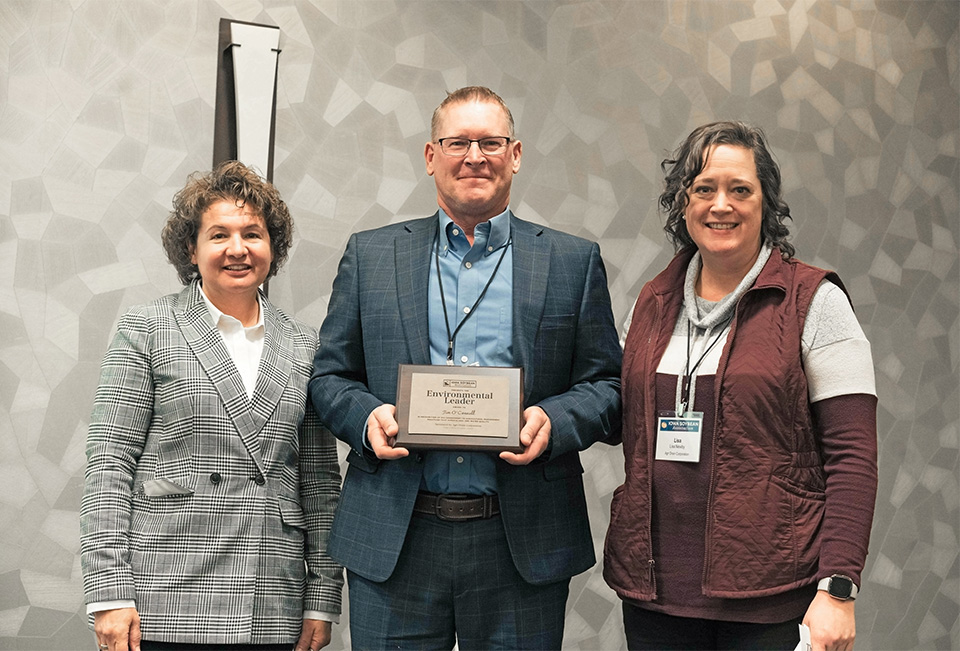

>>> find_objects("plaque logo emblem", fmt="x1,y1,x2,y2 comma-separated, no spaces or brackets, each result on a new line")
443,379,477,388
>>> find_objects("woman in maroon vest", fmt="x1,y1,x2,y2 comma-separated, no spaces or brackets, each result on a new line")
604,122,878,651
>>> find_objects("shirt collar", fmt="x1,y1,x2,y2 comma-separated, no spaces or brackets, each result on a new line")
437,208,511,256
197,282,265,333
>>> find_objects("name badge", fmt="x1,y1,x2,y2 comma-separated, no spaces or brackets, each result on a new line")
655,411,703,463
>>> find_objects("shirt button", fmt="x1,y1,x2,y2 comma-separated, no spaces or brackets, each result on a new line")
464,261,472,269
460,355,469,363
487,246,493,252
456,456,464,464
452,228,459,236
463,306,471,314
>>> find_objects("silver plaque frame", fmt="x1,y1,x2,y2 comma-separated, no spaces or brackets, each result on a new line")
395,364,523,452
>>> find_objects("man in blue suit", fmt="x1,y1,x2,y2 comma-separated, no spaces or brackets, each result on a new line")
310,86,621,649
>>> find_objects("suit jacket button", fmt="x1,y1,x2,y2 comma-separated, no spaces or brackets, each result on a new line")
253,473,265,486
209,472,221,484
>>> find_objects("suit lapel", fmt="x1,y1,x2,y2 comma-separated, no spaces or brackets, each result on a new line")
252,297,292,440
174,282,266,476
396,215,436,365
510,215,550,399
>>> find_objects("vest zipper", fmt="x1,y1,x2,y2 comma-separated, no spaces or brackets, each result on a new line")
703,287,750,591
701,288,750,592
647,292,663,597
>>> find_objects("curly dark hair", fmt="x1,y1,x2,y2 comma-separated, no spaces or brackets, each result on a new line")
659,121,794,259
161,161,293,284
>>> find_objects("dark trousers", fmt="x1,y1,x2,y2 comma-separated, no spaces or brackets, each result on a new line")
139,644,290,651
347,512,570,650
623,601,804,651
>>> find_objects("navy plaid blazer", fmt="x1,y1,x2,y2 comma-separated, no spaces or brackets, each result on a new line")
310,213,622,585
80,281,343,644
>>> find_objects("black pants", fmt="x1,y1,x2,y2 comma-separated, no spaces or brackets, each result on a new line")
623,602,804,651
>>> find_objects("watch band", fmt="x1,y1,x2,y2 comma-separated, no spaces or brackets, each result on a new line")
817,574,858,600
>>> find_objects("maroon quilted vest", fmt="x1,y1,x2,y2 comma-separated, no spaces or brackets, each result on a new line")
604,247,843,602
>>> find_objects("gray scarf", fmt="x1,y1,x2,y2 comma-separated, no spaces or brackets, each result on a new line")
674,243,774,413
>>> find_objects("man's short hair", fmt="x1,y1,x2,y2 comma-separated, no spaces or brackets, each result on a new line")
430,86,515,140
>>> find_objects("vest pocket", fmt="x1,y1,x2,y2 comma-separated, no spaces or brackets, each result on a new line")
769,472,826,500
772,450,826,495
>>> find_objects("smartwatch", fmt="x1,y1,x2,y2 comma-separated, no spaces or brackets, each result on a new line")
817,574,858,600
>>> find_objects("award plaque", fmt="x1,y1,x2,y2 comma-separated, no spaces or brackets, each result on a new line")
395,364,523,452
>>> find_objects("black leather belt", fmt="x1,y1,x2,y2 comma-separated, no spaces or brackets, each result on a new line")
413,492,500,521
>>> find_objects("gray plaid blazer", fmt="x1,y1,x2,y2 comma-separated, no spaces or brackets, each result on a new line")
311,213,622,585
80,281,342,645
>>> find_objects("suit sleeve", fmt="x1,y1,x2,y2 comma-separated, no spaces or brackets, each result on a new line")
299,392,344,614
80,309,153,604
310,233,385,455
537,242,622,458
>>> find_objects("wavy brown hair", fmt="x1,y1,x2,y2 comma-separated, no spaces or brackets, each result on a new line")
161,161,293,284
659,121,795,259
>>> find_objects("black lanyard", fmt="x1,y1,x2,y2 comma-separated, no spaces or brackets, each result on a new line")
434,223,512,365
680,318,728,412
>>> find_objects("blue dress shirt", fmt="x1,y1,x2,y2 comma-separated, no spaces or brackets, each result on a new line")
421,209,513,495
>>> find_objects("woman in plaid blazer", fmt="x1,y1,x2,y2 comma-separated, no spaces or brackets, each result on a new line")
80,162,342,651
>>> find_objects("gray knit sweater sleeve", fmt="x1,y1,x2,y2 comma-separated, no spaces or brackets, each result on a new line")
802,280,876,402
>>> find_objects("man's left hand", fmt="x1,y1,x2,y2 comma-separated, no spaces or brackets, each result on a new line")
500,406,550,465
295,619,332,651
802,589,856,651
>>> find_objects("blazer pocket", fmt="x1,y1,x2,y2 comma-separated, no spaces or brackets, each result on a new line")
278,495,307,529
346,448,380,474
539,313,576,330
542,455,584,481
142,477,194,497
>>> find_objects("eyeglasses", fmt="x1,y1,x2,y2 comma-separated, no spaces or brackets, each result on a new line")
436,137,512,157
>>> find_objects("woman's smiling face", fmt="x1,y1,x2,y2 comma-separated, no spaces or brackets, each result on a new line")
190,199,272,308
684,144,764,269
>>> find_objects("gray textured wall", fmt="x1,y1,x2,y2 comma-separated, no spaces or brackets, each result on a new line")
1,1,957,649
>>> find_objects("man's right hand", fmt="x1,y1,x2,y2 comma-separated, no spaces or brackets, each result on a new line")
94,607,141,651
367,404,409,459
